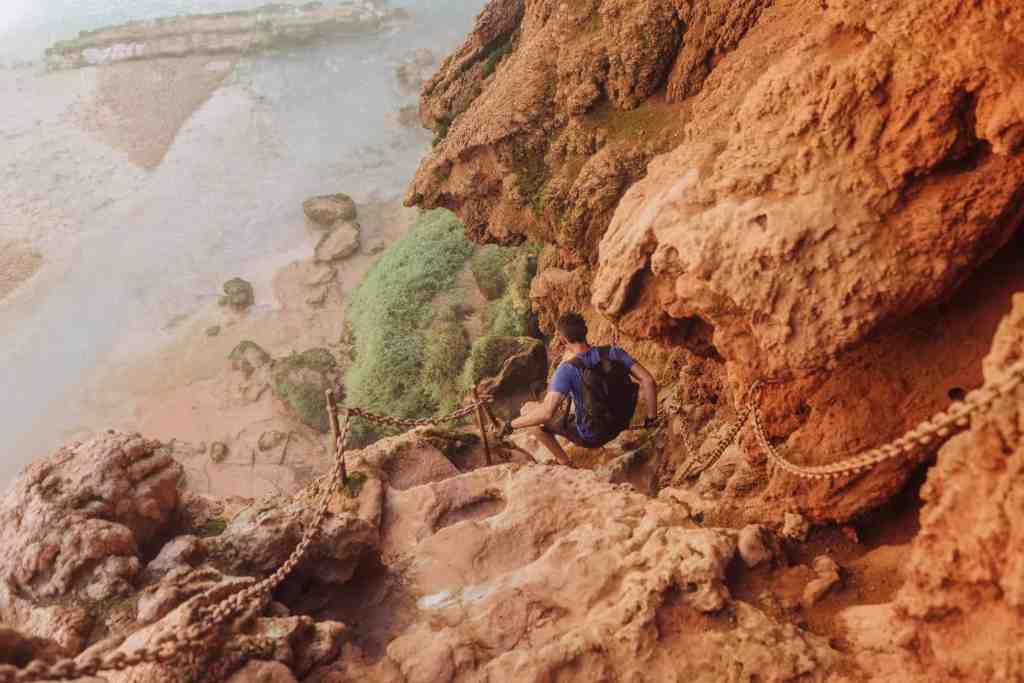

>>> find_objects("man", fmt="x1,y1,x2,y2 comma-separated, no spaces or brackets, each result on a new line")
501,313,658,466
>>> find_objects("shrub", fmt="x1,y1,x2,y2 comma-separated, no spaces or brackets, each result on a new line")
344,209,474,441
471,244,516,300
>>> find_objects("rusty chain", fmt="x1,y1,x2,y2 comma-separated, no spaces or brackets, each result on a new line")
750,360,1024,480
3,356,1020,680
0,394,499,683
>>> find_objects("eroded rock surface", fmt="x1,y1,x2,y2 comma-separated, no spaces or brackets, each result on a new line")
407,0,1024,525
0,433,181,650
841,294,1024,681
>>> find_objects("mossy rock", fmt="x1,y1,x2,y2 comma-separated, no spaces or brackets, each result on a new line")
271,348,341,433
471,244,515,301
197,518,227,538
219,277,254,311
463,336,539,388
229,340,271,377
303,193,357,227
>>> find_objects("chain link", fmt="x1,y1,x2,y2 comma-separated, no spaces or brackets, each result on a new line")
2,359,1021,680
750,360,1024,480
0,413,356,683
346,397,493,429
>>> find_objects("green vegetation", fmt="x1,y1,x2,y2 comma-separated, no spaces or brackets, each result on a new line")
345,209,475,442
482,33,515,78
228,340,270,377
461,245,541,390
585,100,680,144
432,115,453,147
271,348,338,433
198,517,228,538
344,470,368,499
471,245,517,300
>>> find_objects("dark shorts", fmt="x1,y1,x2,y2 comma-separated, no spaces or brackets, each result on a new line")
541,412,610,449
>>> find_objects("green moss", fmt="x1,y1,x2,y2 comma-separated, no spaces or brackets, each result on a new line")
198,518,227,538
585,100,680,144
345,209,475,443
344,470,368,499
471,245,516,301
432,115,453,147
229,340,269,363
271,349,338,433
229,340,271,377
482,33,515,78
461,336,533,388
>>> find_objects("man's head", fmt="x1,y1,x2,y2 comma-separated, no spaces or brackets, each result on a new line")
556,313,588,345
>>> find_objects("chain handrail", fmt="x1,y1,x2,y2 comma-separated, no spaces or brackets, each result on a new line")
0,393,496,683
749,361,1024,480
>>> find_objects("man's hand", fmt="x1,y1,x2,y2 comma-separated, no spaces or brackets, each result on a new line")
498,420,515,439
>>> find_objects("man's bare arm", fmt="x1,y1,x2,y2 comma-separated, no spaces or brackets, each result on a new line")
510,391,564,430
630,363,658,421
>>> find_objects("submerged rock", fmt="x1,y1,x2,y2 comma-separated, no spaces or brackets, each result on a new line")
219,277,255,312
303,193,357,227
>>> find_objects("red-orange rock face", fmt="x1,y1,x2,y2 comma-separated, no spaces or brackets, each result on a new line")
408,0,1024,523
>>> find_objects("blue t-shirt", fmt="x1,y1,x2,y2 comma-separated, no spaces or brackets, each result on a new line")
551,346,636,440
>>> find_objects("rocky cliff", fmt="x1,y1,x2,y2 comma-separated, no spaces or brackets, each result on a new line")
407,0,1024,523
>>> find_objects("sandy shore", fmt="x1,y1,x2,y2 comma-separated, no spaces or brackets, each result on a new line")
0,241,42,303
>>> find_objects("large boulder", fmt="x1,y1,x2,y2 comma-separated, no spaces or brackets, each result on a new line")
219,277,255,312
303,194,357,227
270,349,344,433
0,433,182,651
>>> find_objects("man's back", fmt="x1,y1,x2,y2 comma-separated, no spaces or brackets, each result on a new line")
550,345,637,441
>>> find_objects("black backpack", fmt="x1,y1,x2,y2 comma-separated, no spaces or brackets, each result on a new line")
569,346,639,442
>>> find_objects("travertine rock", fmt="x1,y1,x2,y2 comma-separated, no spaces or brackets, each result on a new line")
407,0,1024,525
0,432,181,651
364,463,838,681
864,294,1024,681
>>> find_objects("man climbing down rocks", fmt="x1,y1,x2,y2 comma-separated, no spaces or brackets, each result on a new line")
500,313,658,466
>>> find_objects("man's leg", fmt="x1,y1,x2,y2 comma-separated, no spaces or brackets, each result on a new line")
528,426,572,466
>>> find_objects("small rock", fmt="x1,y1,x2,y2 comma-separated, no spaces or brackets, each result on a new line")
303,193,356,227
306,287,328,307
258,431,287,452
205,325,221,337
802,555,841,608
314,222,360,263
305,264,337,287
210,442,229,463
782,512,810,542
737,525,773,568
219,278,255,312
144,536,205,581
366,239,387,255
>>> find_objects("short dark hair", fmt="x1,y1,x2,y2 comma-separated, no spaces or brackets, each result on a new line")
556,313,588,344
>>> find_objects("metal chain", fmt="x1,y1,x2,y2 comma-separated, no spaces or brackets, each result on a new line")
675,389,757,480
347,397,492,429
0,415,355,683
751,360,1024,480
